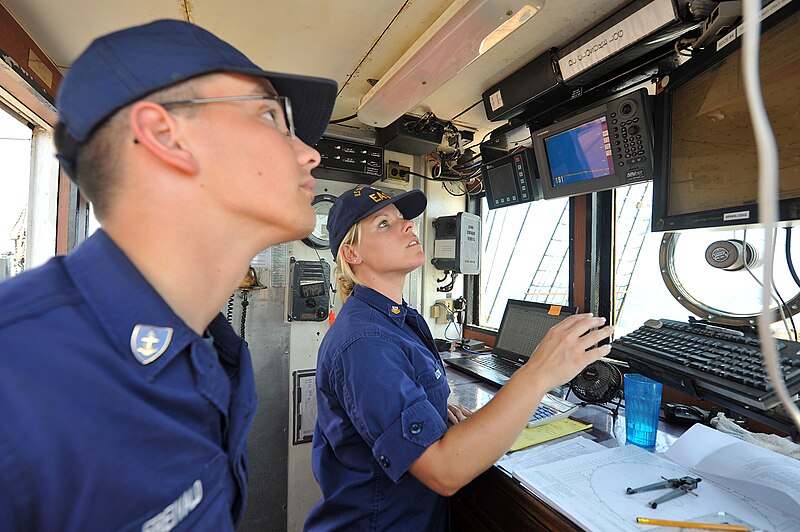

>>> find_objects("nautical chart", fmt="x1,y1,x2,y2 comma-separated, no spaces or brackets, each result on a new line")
514,444,799,531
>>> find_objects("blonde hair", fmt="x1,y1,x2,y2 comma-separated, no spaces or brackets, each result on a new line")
334,221,363,302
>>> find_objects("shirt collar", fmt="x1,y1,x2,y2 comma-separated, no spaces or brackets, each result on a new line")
352,284,408,325
63,230,200,380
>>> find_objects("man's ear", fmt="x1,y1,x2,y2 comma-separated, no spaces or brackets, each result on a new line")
128,102,199,174
340,243,362,265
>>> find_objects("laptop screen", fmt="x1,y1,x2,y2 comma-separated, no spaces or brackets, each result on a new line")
493,300,579,364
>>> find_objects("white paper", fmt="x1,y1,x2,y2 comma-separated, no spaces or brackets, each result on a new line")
666,424,800,520
496,435,604,473
513,443,800,531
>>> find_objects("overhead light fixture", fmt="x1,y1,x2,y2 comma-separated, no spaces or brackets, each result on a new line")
358,1,543,128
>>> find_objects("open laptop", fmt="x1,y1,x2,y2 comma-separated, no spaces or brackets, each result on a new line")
445,300,579,387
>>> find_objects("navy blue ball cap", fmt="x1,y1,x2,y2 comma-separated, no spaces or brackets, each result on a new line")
327,186,427,260
55,19,337,179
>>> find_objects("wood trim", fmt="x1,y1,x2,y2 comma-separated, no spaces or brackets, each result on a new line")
462,325,497,349
571,195,587,312
55,169,73,255
0,4,62,100
452,466,580,531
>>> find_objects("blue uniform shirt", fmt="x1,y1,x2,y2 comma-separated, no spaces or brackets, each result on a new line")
305,285,450,531
0,230,257,531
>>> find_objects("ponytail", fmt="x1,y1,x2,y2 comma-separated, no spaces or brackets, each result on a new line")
334,221,362,303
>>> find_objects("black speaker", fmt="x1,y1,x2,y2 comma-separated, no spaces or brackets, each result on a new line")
288,258,330,322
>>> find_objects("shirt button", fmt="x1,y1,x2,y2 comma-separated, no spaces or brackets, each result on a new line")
379,456,390,468
409,422,423,435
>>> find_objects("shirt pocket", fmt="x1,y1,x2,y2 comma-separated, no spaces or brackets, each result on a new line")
119,454,233,532
415,366,450,415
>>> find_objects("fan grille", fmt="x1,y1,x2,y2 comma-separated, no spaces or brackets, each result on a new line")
571,360,621,404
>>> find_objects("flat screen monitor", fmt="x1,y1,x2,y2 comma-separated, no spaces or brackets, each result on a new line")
482,148,541,209
651,0,800,231
532,88,654,199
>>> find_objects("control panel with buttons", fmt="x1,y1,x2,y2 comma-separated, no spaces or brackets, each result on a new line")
312,136,384,184
532,88,654,200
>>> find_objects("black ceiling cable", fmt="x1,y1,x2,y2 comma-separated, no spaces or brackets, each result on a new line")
449,100,481,122
785,227,800,289
329,113,358,124
401,168,464,182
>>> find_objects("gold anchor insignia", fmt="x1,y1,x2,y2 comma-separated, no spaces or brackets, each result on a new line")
137,330,161,357
130,324,173,365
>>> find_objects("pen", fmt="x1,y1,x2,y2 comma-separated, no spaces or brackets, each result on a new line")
636,517,749,531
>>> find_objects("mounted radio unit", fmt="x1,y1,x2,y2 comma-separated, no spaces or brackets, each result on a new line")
482,148,541,210
532,88,654,200
288,258,330,322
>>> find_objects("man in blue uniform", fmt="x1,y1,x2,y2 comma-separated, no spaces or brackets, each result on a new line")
0,20,336,530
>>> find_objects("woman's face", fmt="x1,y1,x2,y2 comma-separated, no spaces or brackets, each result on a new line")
348,203,426,277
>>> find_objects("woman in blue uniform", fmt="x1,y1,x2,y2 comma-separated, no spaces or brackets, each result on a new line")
304,186,612,531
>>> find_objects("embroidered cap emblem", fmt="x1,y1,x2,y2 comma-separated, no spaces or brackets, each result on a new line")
130,324,173,365
390,305,401,315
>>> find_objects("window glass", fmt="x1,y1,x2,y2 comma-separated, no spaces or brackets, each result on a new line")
614,182,800,339
480,196,570,328
0,108,33,280
613,182,687,335
88,203,101,237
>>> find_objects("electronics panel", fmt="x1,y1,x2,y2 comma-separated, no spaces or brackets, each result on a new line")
482,148,541,209
376,114,445,156
532,88,654,200
651,0,800,231
482,48,571,123
431,212,481,275
312,136,383,184
288,258,330,322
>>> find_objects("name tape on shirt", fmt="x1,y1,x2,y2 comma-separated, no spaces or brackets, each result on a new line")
141,479,203,532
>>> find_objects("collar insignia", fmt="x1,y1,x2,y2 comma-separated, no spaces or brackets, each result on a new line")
390,305,401,315
130,324,173,365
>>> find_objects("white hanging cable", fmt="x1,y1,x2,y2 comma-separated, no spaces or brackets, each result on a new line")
742,0,800,430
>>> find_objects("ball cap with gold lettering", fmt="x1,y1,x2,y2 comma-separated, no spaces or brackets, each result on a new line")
327,186,427,259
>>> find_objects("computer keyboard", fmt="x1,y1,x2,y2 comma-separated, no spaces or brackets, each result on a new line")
471,355,521,375
611,318,800,411
528,394,579,428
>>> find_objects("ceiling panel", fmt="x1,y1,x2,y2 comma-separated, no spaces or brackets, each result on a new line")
418,0,630,135
1,0,633,138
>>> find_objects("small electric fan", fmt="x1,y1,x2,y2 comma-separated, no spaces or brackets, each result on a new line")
568,360,623,417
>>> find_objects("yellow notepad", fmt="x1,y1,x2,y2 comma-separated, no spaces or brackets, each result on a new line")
509,418,592,452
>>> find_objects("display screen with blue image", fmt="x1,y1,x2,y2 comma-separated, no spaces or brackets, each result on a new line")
544,116,613,187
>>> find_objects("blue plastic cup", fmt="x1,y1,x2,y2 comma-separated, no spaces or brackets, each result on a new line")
624,374,662,449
